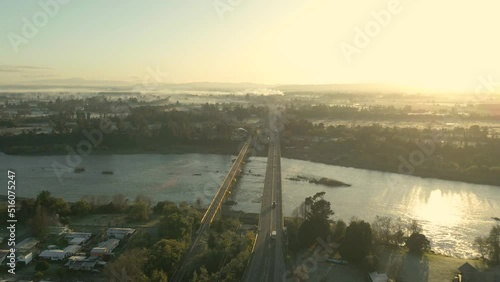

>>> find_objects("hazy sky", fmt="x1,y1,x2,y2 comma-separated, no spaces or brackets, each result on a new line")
1,0,499,92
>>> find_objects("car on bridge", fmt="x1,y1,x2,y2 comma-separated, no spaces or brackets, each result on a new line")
270,231,277,240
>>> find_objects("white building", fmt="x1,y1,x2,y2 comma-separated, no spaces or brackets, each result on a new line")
39,250,67,261
65,232,92,241
16,238,39,250
90,239,119,257
107,228,135,239
65,256,99,271
39,245,82,261
69,237,88,245
63,245,82,256
17,251,33,265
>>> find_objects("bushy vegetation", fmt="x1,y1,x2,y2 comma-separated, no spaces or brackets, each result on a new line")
283,117,500,186
474,225,500,266
0,100,267,155
189,218,254,282
286,193,434,275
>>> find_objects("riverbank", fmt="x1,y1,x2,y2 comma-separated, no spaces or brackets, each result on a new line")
0,140,251,156
3,136,499,186
281,151,500,187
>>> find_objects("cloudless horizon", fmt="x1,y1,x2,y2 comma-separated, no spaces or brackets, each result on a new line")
1,0,500,94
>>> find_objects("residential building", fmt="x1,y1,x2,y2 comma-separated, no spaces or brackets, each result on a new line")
17,251,33,265
107,228,135,239
90,239,119,257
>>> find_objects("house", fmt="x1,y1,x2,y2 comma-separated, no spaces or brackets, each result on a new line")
455,262,500,282
107,228,135,239
65,232,92,241
39,245,81,261
16,238,39,250
39,250,67,261
17,251,33,265
458,262,479,282
65,256,99,271
69,237,88,245
90,239,119,257
63,245,82,256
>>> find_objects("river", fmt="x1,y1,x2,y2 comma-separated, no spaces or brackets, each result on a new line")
1,152,499,258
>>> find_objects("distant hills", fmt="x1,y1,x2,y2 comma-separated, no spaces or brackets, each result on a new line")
0,78,414,95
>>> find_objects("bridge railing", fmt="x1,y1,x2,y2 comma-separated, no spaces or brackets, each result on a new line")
200,138,251,225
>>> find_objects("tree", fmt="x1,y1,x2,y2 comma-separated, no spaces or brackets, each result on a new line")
332,220,347,242
36,191,53,206
33,271,44,281
372,216,406,246
135,194,152,207
372,216,393,244
408,219,422,234
149,270,168,282
153,200,179,215
111,193,128,213
35,260,50,272
127,202,151,222
71,200,92,216
192,266,210,282
52,198,71,216
297,192,334,247
487,225,500,264
31,205,56,237
405,233,430,254
474,236,488,259
145,239,186,276
285,217,303,253
104,248,148,282
339,220,373,262
159,213,193,242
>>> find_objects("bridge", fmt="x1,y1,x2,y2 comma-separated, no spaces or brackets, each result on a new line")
171,137,252,282
243,130,285,282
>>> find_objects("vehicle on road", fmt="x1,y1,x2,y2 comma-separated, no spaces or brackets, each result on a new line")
272,201,276,208
270,231,276,240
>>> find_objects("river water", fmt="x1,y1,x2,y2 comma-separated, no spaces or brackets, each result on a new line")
1,152,499,258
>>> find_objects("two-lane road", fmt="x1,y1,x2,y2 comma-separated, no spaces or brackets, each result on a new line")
244,131,284,282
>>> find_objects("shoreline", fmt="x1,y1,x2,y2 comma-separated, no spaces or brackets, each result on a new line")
281,154,500,188
2,146,498,187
